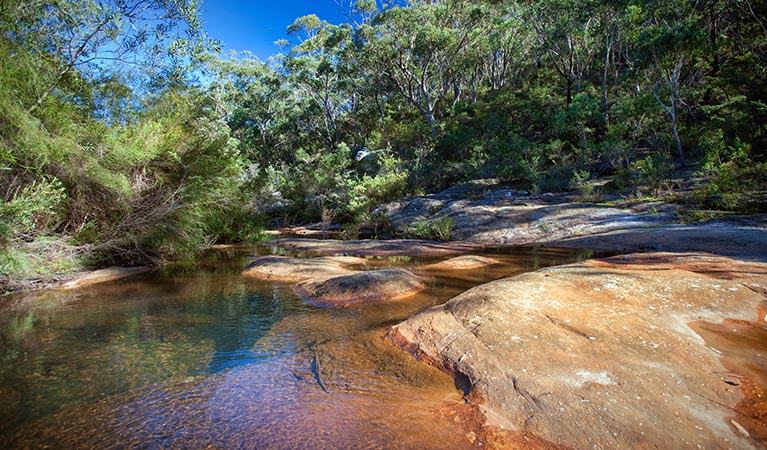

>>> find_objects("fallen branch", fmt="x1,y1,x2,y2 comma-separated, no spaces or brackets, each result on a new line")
309,341,329,393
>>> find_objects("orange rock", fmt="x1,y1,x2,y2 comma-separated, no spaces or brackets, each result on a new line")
422,255,500,271
391,253,767,449
241,256,365,282
58,267,150,290
294,268,425,307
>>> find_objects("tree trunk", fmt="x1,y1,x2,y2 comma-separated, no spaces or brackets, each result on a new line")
670,87,684,165
601,28,614,127
671,117,684,165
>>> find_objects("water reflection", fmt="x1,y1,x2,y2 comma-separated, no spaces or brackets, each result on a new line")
0,244,597,448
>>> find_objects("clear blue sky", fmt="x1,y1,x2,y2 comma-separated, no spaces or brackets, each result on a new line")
200,1,351,61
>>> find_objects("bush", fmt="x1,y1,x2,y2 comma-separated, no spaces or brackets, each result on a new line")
694,151,767,213
405,216,454,241
570,169,600,201
347,153,409,221
1,177,67,238
633,153,674,194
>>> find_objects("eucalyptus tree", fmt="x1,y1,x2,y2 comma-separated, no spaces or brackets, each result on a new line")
0,0,214,114
521,0,599,107
205,53,292,164
283,15,356,147
367,0,490,127
633,0,706,164
595,0,627,127
483,2,533,92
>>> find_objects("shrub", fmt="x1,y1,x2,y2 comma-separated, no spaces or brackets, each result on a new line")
1,177,67,238
405,216,454,241
633,153,674,194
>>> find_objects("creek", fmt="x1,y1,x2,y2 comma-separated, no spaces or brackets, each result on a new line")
0,244,597,448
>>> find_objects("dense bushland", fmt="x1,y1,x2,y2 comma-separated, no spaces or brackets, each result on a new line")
2,0,766,288
208,0,766,223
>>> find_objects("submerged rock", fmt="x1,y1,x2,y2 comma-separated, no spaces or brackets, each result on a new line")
241,256,365,282
421,255,500,271
58,267,151,290
390,253,767,449
294,268,425,308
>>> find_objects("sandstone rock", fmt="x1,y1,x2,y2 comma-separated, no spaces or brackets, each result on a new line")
391,253,767,449
379,187,767,261
421,255,500,271
294,268,425,307
241,256,365,282
379,188,676,244
58,267,151,290
551,221,767,262
271,238,485,257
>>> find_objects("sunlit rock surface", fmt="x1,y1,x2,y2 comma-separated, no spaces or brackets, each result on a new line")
294,268,425,308
58,266,151,290
421,255,500,271
270,238,485,257
241,256,365,282
379,187,767,261
242,255,427,308
391,253,767,449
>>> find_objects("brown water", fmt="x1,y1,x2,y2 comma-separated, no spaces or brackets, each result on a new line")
0,244,596,449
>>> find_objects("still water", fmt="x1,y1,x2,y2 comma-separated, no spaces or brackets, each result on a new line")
0,244,595,449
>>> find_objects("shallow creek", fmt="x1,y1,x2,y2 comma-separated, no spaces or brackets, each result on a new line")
0,244,597,449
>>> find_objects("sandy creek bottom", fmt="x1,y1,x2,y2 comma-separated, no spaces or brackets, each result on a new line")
0,244,598,449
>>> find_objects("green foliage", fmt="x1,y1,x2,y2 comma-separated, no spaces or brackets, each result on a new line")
675,208,728,224
405,216,454,241
2,0,767,286
348,155,409,221
633,153,675,194
570,169,598,201
1,178,67,237
694,143,767,213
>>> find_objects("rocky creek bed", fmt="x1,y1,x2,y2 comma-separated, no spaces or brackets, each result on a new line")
382,188,767,448
248,186,767,449
15,187,767,449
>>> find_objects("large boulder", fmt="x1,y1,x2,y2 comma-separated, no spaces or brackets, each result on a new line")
378,188,677,245
378,186,767,261
390,253,767,449
294,268,425,308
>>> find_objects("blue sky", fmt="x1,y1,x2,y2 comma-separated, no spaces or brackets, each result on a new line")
200,1,351,61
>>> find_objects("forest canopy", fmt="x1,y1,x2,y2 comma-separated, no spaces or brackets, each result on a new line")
2,0,766,283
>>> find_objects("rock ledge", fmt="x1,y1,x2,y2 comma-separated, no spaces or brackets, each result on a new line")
390,253,767,449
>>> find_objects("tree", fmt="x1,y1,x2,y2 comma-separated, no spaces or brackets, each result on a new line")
0,0,216,114
634,2,706,164
367,1,489,126
206,53,291,164
284,16,355,146
522,0,599,107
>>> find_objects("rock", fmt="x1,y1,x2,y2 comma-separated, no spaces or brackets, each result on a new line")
294,268,425,307
58,267,151,290
241,256,365,282
421,255,500,271
242,255,426,308
383,194,676,245
271,238,485,257
390,253,767,449
551,222,767,262
379,189,767,261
